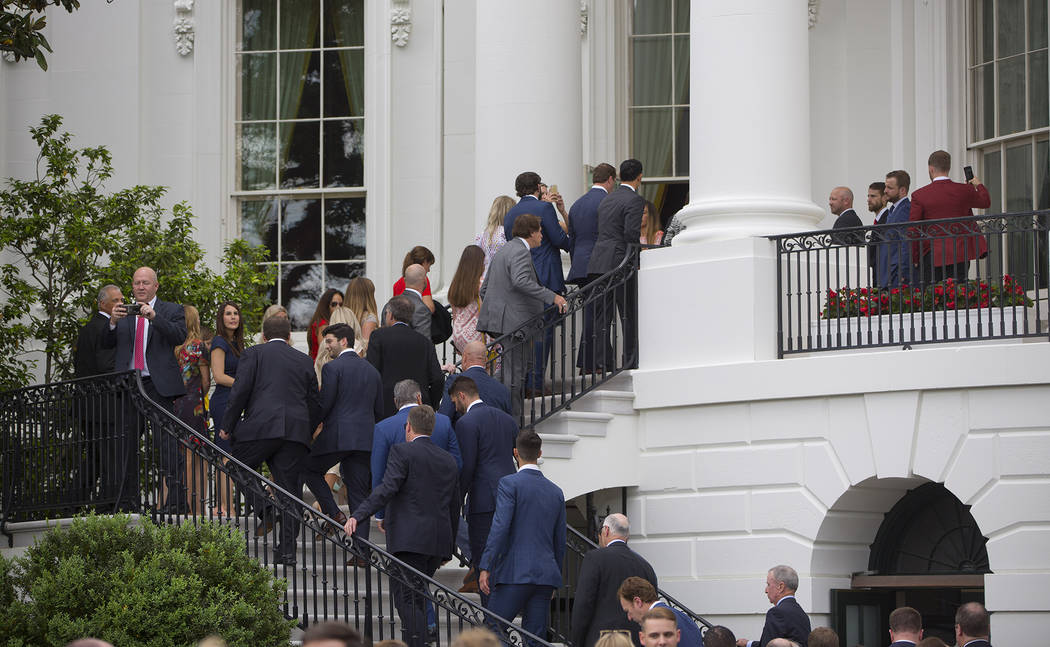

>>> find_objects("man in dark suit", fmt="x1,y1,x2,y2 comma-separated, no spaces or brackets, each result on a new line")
736,565,811,647
402,264,432,340
829,186,864,246
367,295,444,418
587,158,646,371
219,315,321,565
572,513,659,647
437,341,511,424
879,170,913,289
888,606,923,646
478,430,566,639
300,323,383,538
909,150,990,284
344,405,460,647
954,602,991,647
104,267,188,512
74,284,122,378
866,181,889,285
568,163,617,373
619,577,703,647
447,375,517,605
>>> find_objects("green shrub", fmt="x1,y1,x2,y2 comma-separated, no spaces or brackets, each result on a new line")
0,514,295,647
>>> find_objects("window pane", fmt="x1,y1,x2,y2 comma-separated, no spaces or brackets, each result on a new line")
984,150,1004,277
674,0,689,33
239,123,277,190
674,107,689,176
324,50,364,117
281,198,321,261
240,199,279,261
973,64,995,140
239,0,275,51
998,56,1026,135
1006,142,1033,212
674,35,689,104
633,37,673,106
1031,51,1049,129
1030,0,1048,49
279,121,321,189
1038,140,1050,209
325,198,367,260
323,262,365,295
280,51,320,120
280,0,320,49
633,0,672,35
998,0,1025,57
325,0,364,47
631,108,674,177
240,53,276,120
973,0,995,64
282,263,323,328
323,119,364,188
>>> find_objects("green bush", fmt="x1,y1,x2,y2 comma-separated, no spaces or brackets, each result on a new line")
0,514,295,647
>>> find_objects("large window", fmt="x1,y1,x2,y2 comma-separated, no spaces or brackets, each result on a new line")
235,0,365,326
630,0,690,228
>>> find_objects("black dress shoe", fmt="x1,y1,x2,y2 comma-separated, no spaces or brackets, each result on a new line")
273,552,296,566
255,513,275,537
315,510,348,541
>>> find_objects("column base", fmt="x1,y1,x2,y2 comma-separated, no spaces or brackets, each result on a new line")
672,196,825,245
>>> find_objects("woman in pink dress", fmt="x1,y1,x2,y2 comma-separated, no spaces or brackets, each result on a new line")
447,244,487,352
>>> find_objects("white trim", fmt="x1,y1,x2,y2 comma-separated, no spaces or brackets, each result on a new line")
365,0,393,289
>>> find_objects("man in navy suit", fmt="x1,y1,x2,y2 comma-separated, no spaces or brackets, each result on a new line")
888,606,923,646
300,323,384,538
478,430,566,639
438,341,511,424
881,170,913,288
568,163,617,373
447,375,518,605
503,171,571,393
736,565,811,647
367,296,444,418
344,405,460,647
954,602,991,647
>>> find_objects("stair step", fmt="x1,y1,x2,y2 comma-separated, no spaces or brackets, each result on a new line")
537,433,580,459
538,411,613,438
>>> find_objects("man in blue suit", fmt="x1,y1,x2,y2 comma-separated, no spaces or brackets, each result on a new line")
880,170,913,289
300,323,384,539
619,577,703,647
447,375,518,605
568,163,617,373
503,171,571,394
478,430,566,639
737,565,811,647
438,341,511,424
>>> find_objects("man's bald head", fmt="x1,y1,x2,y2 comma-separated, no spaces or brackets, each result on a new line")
404,264,427,291
462,341,489,368
600,513,630,546
828,187,854,215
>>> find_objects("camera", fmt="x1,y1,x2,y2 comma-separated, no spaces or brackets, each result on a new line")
123,302,142,316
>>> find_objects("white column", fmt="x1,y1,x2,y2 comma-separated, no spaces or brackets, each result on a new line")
474,1,583,228
673,0,823,244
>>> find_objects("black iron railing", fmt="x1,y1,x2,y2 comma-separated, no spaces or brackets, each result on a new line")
0,371,553,647
487,246,644,430
768,210,1050,356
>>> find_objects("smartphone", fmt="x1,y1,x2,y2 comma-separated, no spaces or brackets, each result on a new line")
964,165,974,182
550,184,558,195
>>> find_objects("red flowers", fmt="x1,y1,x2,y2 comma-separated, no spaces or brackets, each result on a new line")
820,277,1035,319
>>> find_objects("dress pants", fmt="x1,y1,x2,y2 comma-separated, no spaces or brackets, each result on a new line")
920,255,970,285
467,510,494,606
527,311,556,390
574,277,613,372
391,551,442,647
591,271,638,370
231,437,308,558
300,450,371,540
487,583,555,644
115,377,182,512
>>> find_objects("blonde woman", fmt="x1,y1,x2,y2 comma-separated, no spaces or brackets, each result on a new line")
173,305,210,515
346,277,380,349
474,195,515,277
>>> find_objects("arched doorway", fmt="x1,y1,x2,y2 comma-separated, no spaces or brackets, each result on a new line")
833,482,990,645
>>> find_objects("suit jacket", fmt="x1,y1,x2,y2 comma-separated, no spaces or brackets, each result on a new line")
402,288,432,340
909,179,990,267
74,312,116,378
570,541,658,647
351,436,460,557
867,207,891,270
888,641,919,647
478,467,566,588
313,350,384,455
103,297,187,398
959,640,991,647
437,365,512,424
588,185,645,276
756,596,811,647
220,339,321,447
877,197,913,288
503,195,571,293
371,405,462,520
567,186,608,284
453,402,517,516
652,602,704,647
477,238,555,337
831,209,865,246
366,322,444,418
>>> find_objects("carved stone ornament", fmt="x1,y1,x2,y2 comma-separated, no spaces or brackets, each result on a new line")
808,0,820,28
391,0,412,47
579,1,588,36
1,51,15,63
174,0,194,56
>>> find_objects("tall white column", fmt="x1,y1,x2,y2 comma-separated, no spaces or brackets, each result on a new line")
474,1,583,227
673,0,823,244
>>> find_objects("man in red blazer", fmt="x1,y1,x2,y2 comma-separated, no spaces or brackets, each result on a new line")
909,149,990,284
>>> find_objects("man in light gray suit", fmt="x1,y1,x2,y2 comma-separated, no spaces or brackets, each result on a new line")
402,264,431,340
478,214,567,402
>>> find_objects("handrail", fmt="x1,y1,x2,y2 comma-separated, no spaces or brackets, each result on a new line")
0,371,554,647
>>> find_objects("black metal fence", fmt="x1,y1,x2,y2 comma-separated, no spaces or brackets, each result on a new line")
768,211,1050,356
0,371,552,647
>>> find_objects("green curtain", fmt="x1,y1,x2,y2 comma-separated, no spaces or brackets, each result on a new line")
279,3,321,175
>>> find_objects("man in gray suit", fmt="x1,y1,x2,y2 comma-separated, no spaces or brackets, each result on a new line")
478,213,567,400
402,264,431,340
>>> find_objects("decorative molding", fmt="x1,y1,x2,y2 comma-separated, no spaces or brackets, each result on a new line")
580,1,589,37
173,0,194,56
391,0,412,47
1,51,16,63
808,0,820,29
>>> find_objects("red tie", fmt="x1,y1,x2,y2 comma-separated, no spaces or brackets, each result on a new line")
134,316,146,371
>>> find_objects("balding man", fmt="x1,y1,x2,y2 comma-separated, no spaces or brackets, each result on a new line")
736,565,811,647
438,341,511,423
954,601,991,647
400,264,432,339
829,186,863,245
888,606,923,646
572,513,658,647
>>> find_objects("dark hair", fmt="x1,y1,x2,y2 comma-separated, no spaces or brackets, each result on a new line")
619,159,643,182
515,429,542,462
886,169,911,190
511,213,542,239
302,621,363,647
869,181,886,192
954,602,989,637
807,627,839,647
617,576,657,603
448,245,485,308
515,171,541,198
702,626,737,647
407,404,436,436
889,606,922,634
402,246,436,274
215,301,244,355
928,149,951,173
592,162,616,184
449,376,479,399
263,313,292,341
310,288,344,329
322,322,356,346
386,295,414,324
